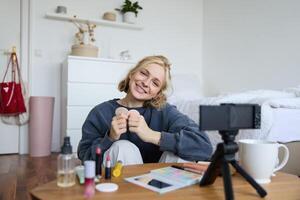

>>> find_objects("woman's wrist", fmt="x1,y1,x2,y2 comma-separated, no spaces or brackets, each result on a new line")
109,129,118,141
148,130,161,145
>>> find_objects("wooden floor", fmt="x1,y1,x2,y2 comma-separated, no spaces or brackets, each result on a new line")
0,153,63,200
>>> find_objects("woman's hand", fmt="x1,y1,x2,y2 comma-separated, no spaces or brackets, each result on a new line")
128,111,161,145
109,113,128,141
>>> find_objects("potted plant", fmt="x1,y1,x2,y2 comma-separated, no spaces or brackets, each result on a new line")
115,0,143,24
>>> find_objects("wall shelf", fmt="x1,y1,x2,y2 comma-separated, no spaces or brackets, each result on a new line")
45,13,143,30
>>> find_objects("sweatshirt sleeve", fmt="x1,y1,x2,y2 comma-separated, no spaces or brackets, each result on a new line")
159,104,213,161
77,105,114,162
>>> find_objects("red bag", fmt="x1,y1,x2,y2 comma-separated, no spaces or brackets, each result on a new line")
0,53,26,114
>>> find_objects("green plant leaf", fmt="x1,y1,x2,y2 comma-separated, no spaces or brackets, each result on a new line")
117,0,143,16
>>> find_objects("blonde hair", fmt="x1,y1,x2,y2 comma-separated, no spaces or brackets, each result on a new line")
118,55,172,109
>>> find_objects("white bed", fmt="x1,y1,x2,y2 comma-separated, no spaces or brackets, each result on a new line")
169,84,300,175
268,108,300,142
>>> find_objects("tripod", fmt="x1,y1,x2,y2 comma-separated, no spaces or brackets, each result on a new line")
200,130,267,200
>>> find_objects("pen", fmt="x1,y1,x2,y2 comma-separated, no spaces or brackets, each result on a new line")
171,165,185,170
171,165,203,175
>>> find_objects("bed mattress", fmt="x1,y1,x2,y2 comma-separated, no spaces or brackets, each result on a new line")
267,108,300,142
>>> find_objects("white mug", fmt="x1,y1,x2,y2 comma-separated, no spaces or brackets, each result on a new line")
238,139,289,184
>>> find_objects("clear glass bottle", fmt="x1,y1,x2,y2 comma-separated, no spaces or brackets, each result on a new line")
57,136,76,187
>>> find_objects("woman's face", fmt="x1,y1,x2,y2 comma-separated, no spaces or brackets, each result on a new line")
128,63,166,101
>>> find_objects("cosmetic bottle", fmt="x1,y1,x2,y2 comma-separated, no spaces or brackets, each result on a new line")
112,161,123,177
84,160,95,198
57,137,76,187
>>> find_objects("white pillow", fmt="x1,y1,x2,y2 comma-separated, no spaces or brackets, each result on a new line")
283,86,300,97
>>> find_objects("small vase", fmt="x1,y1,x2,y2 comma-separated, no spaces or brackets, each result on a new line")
123,12,136,24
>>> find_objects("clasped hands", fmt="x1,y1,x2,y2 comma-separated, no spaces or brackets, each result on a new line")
109,107,161,145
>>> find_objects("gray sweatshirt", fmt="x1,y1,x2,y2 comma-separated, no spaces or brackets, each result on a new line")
77,99,212,163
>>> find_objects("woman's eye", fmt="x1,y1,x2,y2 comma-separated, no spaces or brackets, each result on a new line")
140,71,147,76
152,82,159,87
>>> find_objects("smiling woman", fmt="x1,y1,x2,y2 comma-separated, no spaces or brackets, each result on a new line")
77,55,213,166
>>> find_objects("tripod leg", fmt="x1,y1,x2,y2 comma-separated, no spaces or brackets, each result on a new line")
200,144,223,186
221,159,234,200
230,160,267,198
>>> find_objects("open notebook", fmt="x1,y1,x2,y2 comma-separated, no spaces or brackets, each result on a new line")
125,166,203,194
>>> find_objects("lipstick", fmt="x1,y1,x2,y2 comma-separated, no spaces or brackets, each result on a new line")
95,147,102,179
105,152,111,179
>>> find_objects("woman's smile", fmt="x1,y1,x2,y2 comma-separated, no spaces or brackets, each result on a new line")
135,83,147,94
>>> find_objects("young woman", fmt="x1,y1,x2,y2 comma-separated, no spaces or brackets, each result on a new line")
77,55,212,165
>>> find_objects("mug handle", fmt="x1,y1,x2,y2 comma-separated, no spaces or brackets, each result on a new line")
273,144,289,172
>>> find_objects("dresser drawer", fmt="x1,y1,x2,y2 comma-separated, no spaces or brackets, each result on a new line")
67,83,125,106
67,58,133,84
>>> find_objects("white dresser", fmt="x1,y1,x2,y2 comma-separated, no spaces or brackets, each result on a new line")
61,56,135,152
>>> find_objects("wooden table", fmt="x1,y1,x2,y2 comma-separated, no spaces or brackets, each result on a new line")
30,163,300,200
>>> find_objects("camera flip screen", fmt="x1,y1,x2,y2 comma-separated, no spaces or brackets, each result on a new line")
199,104,260,131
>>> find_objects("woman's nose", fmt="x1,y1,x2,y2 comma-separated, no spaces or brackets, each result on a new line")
142,78,150,87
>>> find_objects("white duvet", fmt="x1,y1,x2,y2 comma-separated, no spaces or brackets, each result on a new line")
172,89,300,150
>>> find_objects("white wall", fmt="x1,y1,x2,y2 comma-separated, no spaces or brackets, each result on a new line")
203,0,300,96
0,0,21,154
30,0,204,152
2,0,300,153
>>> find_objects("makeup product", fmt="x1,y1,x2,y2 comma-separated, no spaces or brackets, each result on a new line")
84,161,95,198
128,109,140,117
183,167,204,175
75,165,85,184
57,137,76,187
105,153,111,179
95,147,102,179
96,183,119,192
115,107,128,116
112,161,123,177
171,165,185,170
171,165,203,175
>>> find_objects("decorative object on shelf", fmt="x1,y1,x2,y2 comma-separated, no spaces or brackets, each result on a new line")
102,11,116,21
71,20,99,57
115,0,143,24
119,50,132,60
71,44,98,57
72,21,96,45
56,6,67,14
